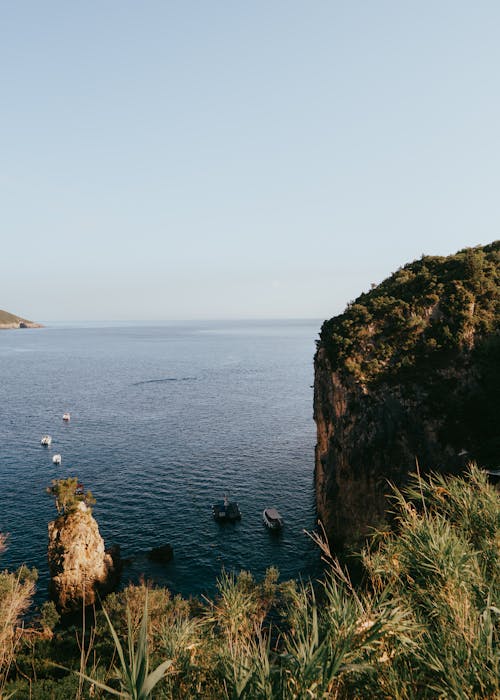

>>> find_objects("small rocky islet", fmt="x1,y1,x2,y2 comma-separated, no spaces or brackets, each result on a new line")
47,498,121,613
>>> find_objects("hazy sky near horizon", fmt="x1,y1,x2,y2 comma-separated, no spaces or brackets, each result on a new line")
2,1,499,322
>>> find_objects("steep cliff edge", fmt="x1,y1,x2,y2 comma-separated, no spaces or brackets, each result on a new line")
48,502,120,612
314,242,500,549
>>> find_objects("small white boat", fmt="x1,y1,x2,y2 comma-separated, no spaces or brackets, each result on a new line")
40,435,52,446
62,413,71,422
263,508,284,530
52,454,62,465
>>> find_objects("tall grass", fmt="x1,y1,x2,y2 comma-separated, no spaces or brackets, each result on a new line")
0,534,36,698
362,464,499,698
3,465,498,698
76,592,172,699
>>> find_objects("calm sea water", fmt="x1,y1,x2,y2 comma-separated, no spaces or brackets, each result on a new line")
0,320,322,604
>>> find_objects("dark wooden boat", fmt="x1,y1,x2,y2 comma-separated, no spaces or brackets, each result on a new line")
213,494,241,522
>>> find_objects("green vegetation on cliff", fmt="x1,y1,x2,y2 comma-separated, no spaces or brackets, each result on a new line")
318,241,500,466
320,242,500,383
1,467,498,699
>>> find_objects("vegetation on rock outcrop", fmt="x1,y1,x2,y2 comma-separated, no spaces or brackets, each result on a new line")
320,242,500,386
2,467,498,698
47,477,95,515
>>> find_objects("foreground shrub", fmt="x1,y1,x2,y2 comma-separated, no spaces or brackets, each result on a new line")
363,464,499,699
77,593,172,699
0,534,36,697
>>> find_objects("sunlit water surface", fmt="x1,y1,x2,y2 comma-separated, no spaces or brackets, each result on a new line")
0,320,322,604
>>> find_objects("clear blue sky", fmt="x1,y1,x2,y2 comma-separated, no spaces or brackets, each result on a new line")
2,1,499,321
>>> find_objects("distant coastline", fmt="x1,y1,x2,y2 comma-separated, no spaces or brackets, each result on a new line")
0,308,43,329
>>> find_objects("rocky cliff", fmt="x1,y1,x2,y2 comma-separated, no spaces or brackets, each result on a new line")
47,502,120,612
314,242,500,549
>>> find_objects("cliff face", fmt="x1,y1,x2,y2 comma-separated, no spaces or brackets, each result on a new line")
314,242,500,549
314,347,470,548
47,503,119,612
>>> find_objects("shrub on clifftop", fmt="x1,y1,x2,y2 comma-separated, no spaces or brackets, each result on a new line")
47,477,95,515
320,242,500,385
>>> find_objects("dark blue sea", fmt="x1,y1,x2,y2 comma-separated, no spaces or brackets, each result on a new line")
0,320,322,605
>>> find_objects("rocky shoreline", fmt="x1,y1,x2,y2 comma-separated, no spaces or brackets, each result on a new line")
0,321,44,329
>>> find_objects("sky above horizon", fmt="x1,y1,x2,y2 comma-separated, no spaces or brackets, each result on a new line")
2,2,499,322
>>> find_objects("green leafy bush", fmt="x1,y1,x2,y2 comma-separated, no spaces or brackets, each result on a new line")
319,242,500,385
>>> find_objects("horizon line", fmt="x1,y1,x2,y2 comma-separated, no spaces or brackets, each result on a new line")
39,316,325,324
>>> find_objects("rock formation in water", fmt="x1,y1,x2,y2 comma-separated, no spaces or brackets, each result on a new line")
148,544,174,563
314,242,500,550
47,502,120,612
0,308,43,328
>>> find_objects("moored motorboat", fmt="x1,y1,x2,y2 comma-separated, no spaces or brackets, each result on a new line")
484,467,500,484
41,435,52,446
263,507,284,530
212,494,241,522
52,454,62,465
62,412,71,421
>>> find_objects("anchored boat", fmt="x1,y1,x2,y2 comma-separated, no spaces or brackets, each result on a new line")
40,435,52,446
52,454,62,465
263,508,284,530
212,494,241,522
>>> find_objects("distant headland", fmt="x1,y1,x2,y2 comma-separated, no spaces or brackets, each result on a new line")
0,308,43,329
